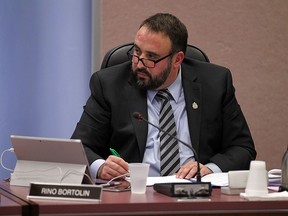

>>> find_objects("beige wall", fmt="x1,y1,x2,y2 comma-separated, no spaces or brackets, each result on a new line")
99,0,288,170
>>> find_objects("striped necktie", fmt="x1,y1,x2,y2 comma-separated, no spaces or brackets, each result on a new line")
157,89,180,176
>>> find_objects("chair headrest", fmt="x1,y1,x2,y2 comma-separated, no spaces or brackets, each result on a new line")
101,43,209,69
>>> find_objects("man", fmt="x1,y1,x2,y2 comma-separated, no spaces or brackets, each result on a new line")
72,13,256,180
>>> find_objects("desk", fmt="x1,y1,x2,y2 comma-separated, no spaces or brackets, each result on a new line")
0,184,30,216
0,180,287,216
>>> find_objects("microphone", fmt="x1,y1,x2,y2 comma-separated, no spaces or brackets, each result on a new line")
133,112,202,182
133,112,212,197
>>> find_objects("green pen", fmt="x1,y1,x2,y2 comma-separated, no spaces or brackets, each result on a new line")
110,148,120,157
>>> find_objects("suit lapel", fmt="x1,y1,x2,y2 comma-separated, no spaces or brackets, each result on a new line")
125,80,148,159
182,64,202,154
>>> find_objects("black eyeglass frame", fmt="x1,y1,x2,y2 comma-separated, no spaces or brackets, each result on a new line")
126,46,177,68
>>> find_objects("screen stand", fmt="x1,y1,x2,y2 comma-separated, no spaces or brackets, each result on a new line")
10,160,86,187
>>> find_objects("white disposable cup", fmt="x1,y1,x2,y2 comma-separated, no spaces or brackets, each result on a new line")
245,160,268,196
128,163,150,194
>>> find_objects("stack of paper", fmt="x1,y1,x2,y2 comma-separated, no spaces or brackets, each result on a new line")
268,169,281,186
146,169,282,189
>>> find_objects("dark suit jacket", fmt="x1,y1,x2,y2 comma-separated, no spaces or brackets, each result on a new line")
71,59,256,172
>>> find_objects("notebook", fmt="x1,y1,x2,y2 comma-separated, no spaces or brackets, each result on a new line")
10,135,92,186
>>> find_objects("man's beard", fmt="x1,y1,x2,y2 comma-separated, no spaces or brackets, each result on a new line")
132,61,172,90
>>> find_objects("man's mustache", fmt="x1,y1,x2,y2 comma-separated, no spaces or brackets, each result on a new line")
135,69,151,79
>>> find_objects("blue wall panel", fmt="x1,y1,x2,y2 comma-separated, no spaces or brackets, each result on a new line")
0,0,92,179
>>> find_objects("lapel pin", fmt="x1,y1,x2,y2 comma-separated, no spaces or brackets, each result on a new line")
192,102,198,109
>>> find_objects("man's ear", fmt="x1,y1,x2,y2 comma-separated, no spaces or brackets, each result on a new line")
174,51,185,66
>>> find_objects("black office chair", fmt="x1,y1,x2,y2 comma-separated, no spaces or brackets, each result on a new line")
100,42,210,69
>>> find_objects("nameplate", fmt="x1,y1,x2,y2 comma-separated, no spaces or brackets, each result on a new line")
27,182,102,201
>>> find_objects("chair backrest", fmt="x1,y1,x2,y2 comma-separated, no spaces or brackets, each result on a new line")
100,42,210,69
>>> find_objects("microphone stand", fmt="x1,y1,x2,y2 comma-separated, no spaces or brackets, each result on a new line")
133,112,212,197
133,112,201,182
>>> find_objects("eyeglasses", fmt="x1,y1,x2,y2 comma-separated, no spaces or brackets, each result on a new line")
127,46,175,68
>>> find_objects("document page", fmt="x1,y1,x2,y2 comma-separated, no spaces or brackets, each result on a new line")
147,169,283,188
146,173,229,187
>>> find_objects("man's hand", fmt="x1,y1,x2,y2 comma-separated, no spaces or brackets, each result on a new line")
176,161,213,179
98,155,129,180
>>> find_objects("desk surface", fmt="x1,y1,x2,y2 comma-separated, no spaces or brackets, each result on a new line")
0,186,30,216
0,195,22,216
0,180,288,216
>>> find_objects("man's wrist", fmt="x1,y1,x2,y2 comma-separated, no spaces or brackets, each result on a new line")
97,164,104,178
90,159,105,178
205,162,222,173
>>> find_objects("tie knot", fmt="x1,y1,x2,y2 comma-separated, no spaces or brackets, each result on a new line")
157,89,171,101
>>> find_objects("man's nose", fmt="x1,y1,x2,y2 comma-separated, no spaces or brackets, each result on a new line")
136,59,146,69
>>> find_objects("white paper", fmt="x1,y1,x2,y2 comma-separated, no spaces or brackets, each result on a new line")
240,191,288,201
146,173,229,187
211,169,282,188
146,168,283,188
146,175,191,186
